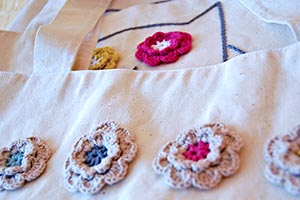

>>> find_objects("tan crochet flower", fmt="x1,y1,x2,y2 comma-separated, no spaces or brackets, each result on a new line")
88,46,119,70
153,123,243,189
264,125,300,196
64,121,137,194
0,137,52,191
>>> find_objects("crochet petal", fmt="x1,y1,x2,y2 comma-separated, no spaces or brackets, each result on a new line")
153,156,170,174
217,149,240,177
264,162,284,186
192,168,222,190
78,176,105,194
64,169,81,193
159,142,173,156
166,39,179,51
284,175,300,195
177,40,192,55
160,51,179,63
118,136,137,162
24,158,47,182
223,132,243,152
0,173,25,190
165,166,192,189
144,54,161,66
104,159,127,185
152,32,165,40
176,129,198,145
135,49,147,61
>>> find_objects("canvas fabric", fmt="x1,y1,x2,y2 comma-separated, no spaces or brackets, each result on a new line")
0,0,299,199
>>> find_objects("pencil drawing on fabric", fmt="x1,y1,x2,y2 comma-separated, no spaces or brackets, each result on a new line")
98,1,247,65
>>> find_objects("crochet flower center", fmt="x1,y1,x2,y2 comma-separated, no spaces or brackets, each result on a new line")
84,145,108,167
5,151,24,167
151,40,171,51
183,141,210,161
90,56,102,66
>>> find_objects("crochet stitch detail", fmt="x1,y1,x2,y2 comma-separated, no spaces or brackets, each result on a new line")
264,125,300,196
84,145,108,167
5,151,24,167
183,141,210,161
151,40,171,51
153,123,243,189
0,137,52,191
88,46,119,70
64,121,137,194
135,31,192,66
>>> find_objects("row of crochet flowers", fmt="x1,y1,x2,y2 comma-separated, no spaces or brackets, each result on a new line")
0,122,299,196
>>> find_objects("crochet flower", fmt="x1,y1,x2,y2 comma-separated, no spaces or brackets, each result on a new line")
0,137,52,191
64,121,137,194
89,46,119,70
153,123,243,189
264,125,300,195
135,31,192,66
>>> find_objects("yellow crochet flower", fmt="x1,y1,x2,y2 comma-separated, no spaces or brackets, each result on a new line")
89,46,119,70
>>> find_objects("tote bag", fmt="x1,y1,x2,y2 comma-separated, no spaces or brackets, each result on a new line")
0,0,300,199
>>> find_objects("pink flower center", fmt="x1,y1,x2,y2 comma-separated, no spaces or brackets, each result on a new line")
182,141,210,161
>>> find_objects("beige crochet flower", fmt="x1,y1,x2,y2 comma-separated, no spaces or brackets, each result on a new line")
153,123,243,189
0,137,52,191
64,121,137,194
264,125,300,196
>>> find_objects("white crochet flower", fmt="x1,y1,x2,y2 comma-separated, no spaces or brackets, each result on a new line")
0,137,52,191
153,123,243,189
64,121,137,194
264,125,300,196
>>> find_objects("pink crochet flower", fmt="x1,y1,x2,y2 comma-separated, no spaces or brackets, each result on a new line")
153,123,243,190
135,31,192,66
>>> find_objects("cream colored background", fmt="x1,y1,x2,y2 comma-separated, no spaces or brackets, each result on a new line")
0,0,299,199
0,0,28,30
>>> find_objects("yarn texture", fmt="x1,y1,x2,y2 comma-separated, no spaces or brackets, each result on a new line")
135,31,192,66
89,46,119,70
264,125,300,196
153,123,243,189
0,137,52,191
64,121,137,194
